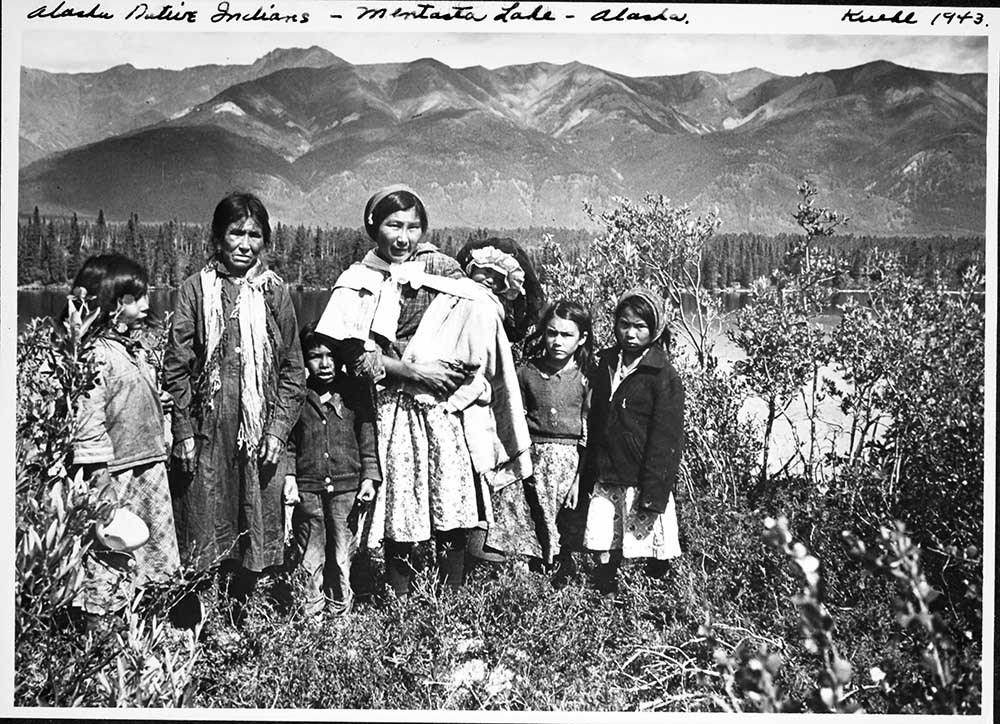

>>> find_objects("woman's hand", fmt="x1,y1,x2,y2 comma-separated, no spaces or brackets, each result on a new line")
283,475,300,505
409,359,466,396
159,390,175,415
259,434,284,466
172,437,196,473
563,474,580,510
357,478,377,504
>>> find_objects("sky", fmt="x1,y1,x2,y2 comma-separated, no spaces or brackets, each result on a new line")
21,31,988,77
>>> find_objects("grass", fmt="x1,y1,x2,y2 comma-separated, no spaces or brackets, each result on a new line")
187,554,730,711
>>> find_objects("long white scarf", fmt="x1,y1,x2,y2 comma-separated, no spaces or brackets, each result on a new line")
201,263,279,454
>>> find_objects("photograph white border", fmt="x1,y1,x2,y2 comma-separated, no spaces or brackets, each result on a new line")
2,1,996,720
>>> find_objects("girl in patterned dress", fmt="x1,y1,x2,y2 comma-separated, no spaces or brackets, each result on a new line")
583,288,684,598
70,254,182,616
488,300,592,568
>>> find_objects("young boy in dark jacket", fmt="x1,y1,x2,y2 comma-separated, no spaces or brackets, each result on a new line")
285,322,380,618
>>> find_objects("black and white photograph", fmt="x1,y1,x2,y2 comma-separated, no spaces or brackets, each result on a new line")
2,0,995,716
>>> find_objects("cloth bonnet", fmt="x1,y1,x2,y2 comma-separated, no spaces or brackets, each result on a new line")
463,245,527,301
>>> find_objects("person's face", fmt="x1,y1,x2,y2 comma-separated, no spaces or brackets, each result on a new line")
304,343,336,384
218,216,264,276
468,265,508,297
375,208,423,263
116,293,150,329
544,316,586,363
614,306,652,355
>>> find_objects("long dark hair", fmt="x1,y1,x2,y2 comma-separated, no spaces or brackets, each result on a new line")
210,191,271,252
525,299,594,373
61,253,149,333
364,189,428,240
456,237,543,343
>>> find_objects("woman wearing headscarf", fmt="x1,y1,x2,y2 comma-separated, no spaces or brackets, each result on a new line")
315,185,475,594
163,191,305,619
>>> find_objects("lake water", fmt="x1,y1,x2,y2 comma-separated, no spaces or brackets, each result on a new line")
17,288,856,333
16,287,855,475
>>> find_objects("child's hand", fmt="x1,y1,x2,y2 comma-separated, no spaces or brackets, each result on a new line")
340,339,385,381
159,390,174,415
283,475,300,505
357,478,376,504
563,475,579,510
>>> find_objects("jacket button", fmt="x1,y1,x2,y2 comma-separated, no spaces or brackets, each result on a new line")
323,452,330,459
322,419,327,425
324,477,331,483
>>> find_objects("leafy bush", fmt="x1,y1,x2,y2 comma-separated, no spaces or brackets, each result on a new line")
15,313,198,707
15,184,983,712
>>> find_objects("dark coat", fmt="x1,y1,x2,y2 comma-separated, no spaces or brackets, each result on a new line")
287,378,381,494
162,263,305,572
585,344,684,513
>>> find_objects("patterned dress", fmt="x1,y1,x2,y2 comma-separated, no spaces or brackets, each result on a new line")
489,359,589,562
369,390,480,544
330,246,474,548
72,334,182,611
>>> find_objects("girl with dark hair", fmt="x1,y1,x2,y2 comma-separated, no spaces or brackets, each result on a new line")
163,191,305,624
583,288,684,598
69,253,181,616
489,300,593,567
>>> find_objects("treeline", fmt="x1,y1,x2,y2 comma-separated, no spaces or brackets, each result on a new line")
16,208,984,290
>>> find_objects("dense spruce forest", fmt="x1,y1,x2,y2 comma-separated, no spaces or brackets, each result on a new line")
17,207,985,291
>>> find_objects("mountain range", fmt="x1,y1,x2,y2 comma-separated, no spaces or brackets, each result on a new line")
18,47,987,234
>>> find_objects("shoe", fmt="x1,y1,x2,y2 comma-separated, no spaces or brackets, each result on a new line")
466,527,506,563
328,596,353,618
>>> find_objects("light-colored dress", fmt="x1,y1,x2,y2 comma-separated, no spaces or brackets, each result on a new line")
364,279,532,547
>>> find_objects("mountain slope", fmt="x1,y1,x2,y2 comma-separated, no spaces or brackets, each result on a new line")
18,46,346,166
18,55,987,234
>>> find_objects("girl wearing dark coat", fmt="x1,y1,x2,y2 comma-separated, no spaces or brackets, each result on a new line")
583,288,684,596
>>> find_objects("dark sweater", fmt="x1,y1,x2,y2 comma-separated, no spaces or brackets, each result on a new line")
517,358,589,444
287,376,381,493
586,345,684,513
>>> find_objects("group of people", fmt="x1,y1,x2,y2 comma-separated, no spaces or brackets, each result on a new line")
66,185,685,628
